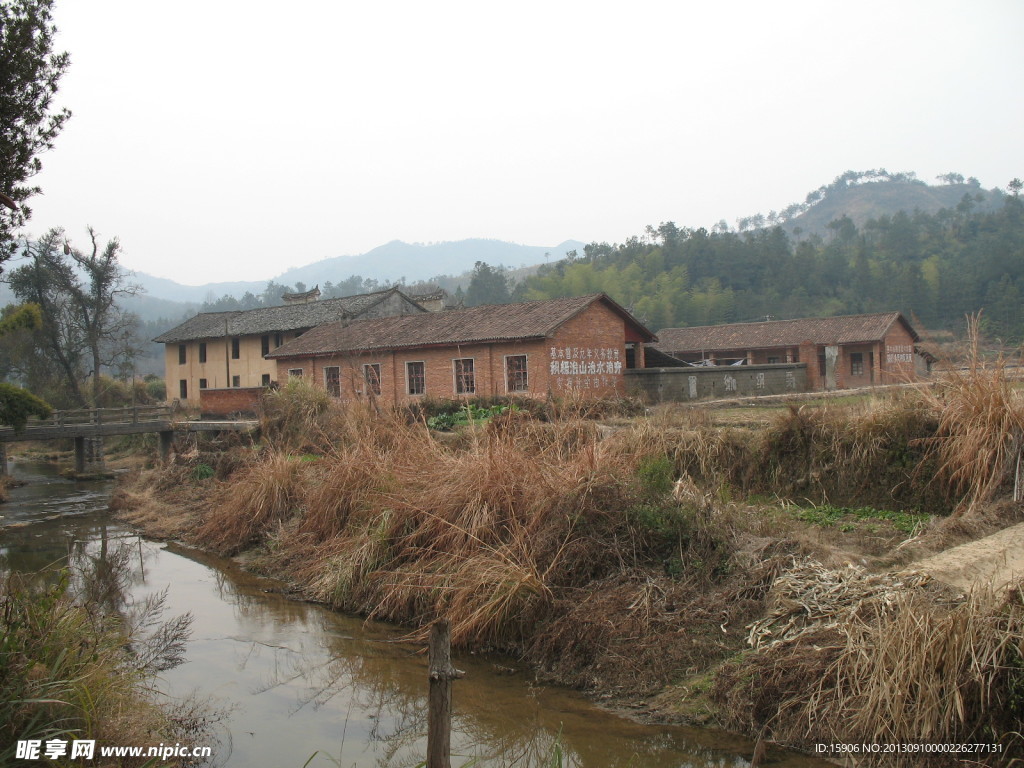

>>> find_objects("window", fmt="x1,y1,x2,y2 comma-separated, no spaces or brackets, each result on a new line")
363,363,381,396
199,378,208,389
453,358,475,394
199,342,207,363
178,344,186,364
850,352,864,376
767,356,780,364
288,368,303,378
325,366,341,397
261,374,271,386
274,332,282,348
261,335,270,356
231,337,240,359
406,361,425,395
179,380,187,399
232,375,241,388
505,355,528,392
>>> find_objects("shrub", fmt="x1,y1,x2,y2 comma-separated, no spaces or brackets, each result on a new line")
259,376,335,451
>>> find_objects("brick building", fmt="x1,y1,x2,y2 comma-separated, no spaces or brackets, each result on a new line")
266,294,656,404
154,287,426,405
652,312,928,390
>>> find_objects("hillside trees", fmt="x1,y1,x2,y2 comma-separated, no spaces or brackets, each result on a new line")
464,261,512,306
0,0,71,264
6,227,141,406
518,194,1024,340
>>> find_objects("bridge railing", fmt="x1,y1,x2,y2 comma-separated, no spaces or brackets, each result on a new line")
33,405,174,429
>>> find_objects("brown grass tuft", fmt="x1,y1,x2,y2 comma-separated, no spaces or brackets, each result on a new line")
915,316,1024,515
713,565,1024,764
196,452,310,555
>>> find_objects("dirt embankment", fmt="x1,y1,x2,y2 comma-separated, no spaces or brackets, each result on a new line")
912,520,1024,592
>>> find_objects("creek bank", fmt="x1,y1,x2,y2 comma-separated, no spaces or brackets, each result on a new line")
113,379,1024,765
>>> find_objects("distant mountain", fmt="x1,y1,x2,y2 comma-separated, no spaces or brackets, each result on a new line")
134,238,586,303
273,238,586,289
128,273,265,304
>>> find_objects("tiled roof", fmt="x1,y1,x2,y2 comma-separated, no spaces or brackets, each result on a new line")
153,288,410,343
268,294,655,358
654,312,916,353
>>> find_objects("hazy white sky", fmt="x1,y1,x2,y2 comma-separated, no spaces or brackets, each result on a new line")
23,0,1024,285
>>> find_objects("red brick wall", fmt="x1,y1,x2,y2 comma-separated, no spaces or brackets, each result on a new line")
199,387,263,416
273,301,634,404
545,302,628,397
879,322,918,384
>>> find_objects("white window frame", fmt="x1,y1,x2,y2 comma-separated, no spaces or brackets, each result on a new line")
504,354,529,393
363,363,382,396
850,352,864,377
406,360,426,396
324,366,341,397
453,357,475,395
288,368,303,378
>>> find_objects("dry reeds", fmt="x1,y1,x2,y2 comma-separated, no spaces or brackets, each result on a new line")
196,451,311,555
714,563,1024,764
260,376,335,451
916,316,1024,515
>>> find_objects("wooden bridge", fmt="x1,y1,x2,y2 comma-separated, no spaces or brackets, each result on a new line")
0,405,258,473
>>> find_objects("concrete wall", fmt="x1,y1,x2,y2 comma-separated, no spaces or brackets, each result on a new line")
626,363,808,403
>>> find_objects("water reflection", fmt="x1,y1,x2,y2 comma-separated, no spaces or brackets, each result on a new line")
1,461,828,768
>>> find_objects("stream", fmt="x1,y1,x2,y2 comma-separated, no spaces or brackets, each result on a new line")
0,459,828,768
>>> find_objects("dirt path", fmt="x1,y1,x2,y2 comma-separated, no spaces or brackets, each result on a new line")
910,520,1024,591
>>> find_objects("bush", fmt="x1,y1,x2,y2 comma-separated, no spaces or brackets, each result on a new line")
259,376,335,451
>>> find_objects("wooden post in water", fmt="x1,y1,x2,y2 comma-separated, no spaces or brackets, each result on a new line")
427,619,463,768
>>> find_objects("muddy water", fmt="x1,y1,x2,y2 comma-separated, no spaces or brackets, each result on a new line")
0,459,829,768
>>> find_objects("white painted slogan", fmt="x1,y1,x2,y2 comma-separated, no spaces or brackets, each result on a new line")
886,344,914,364
550,346,622,390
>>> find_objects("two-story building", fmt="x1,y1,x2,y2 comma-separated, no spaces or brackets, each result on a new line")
154,287,427,406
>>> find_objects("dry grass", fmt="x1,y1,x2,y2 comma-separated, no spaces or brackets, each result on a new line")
195,451,311,555
260,376,336,452
712,564,1024,765
915,317,1024,515
112,366,1024,759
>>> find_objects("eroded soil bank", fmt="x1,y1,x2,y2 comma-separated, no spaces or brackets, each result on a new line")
114,381,1024,766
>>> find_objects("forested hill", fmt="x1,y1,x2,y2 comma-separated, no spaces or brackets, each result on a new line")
515,191,1024,341
732,170,1004,237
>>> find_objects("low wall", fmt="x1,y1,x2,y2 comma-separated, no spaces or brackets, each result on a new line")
199,387,263,418
626,363,808,403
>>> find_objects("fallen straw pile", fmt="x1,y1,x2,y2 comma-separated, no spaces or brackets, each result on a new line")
746,558,933,649
714,560,1024,764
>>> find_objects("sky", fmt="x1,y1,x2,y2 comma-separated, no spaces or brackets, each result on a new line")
21,0,1024,285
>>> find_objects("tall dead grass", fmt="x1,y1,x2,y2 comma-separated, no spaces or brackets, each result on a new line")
190,393,677,646
714,578,1024,763
195,451,311,555
916,317,1024,515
